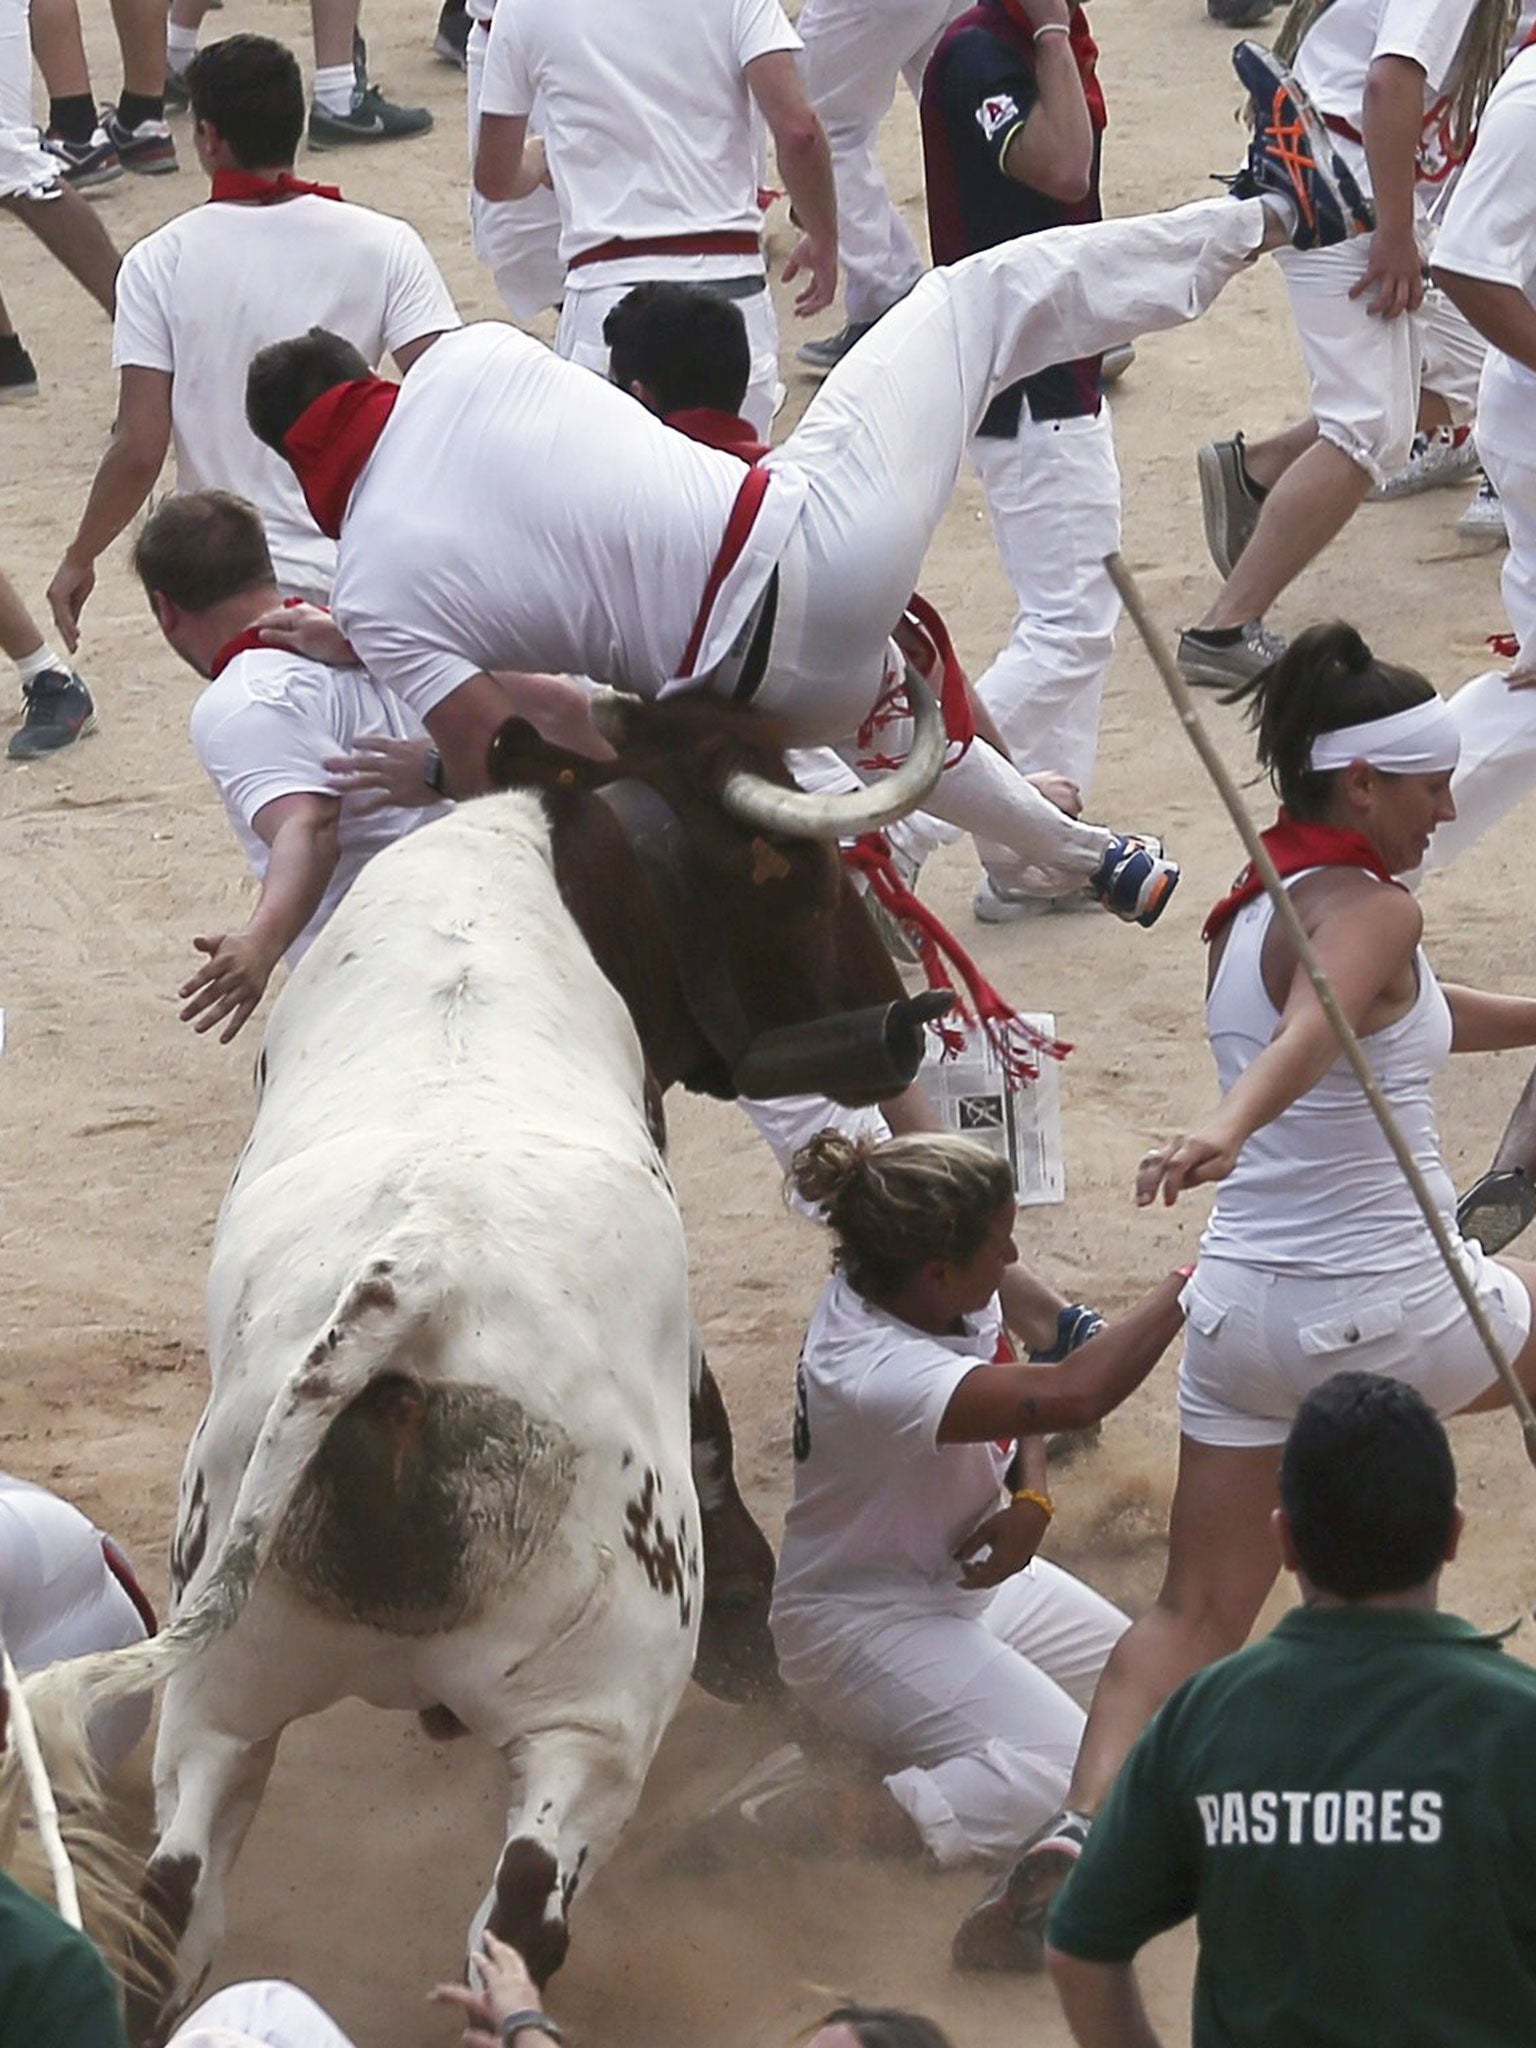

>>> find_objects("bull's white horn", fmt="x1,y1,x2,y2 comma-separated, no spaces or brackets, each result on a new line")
720,660,948,841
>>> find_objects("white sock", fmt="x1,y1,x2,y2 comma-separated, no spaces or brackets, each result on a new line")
1258,192,1298,240
166,21,199,69
312,64,356,116
15,642,63,686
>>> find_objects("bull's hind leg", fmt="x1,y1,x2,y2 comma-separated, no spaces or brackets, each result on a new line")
690,1347,780,1705
471,1728,645,1986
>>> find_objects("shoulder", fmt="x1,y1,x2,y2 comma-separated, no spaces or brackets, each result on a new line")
1294,868,1422,941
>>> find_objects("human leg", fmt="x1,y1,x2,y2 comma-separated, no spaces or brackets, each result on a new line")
168,1979,358,2048
465,26,562,323
2,184,119,314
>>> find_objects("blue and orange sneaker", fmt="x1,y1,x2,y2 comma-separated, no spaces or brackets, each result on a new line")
1226,40,1374,250
1090,833,1180,929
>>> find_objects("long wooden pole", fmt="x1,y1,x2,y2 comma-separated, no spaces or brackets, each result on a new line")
1105,550,1536,1464
1,1645,82,1928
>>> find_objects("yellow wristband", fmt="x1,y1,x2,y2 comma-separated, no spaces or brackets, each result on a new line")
1012,1487,1055,1517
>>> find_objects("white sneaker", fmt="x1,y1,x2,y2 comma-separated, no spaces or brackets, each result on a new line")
1457,476,1508,551
1369,426,1480,501
973,874,1096,924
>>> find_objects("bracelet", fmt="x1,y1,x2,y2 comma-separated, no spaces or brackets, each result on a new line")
1012,1486,1055,1517
500,2013,564,2045
1033,21,1072,38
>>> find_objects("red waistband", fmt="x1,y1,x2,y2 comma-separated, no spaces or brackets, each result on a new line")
679,463,772,679
569,230,761,272
1321,111,1363,146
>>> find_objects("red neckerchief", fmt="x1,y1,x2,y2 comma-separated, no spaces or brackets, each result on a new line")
663,407,770,464
282,379,398,539
208,168,344,204
209,595,307,680
1202,809,1401,944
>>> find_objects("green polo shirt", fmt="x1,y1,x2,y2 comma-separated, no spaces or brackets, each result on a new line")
0,1867,128,2048
1049,1606,1536,2046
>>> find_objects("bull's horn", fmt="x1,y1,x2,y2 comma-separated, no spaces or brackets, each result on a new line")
719,660,948,841
586,685,637,749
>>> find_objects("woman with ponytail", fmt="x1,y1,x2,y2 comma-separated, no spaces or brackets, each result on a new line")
747,1130,1185,1958
976,622,1536,1971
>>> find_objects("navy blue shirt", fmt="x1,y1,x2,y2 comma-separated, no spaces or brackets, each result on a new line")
921,19,1103,436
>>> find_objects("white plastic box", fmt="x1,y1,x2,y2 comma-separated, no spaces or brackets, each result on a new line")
920,1012,1065,1207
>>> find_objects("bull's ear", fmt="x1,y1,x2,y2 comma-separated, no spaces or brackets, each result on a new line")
486,717,608,794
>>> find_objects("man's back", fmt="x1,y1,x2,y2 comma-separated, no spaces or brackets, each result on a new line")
113,196,458,596
1050,1605,1536,2046
0,1869,127,2048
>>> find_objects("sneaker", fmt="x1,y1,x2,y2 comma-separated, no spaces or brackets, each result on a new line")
0,337,39,402
795,320,875,376
1177,619,1286,689
433,2,470,67
953,1808,1092,1972
8,671,97,760
973,874,1097,924
1225,40,1374,250
1369,424,1480,501
308,82,434,147
163,64,191,113
1457,475,1508,551
102,104,178,174
1457,1167,1536,1258
1208,0,1275,22
1100,341,1135,387
1197,434,1264,578
1089,833,1179,928
41,124,123,189
1029,1303,1105,1364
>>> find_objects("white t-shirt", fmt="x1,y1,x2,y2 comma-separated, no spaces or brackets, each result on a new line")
1434,46,1536,449
113,195,460,598
1294,0,1481,196
329,322,804,718
770,1272,1012,1633
190,645,452,962
478,0,798,280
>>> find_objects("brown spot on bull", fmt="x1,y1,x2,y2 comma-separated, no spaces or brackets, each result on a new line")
622,1468,699,1627
127,1852,200,2046
489,1838,569,1986
169,1468,209,1603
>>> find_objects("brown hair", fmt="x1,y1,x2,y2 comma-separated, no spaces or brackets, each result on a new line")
789,1131,1013,1302
132,489,275,612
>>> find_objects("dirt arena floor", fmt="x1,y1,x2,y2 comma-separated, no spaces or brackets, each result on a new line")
8,0,1536,2040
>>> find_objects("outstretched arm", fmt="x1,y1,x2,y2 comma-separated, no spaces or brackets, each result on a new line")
1441,986,1536,1054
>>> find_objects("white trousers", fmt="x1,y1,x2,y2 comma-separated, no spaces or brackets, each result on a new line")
755,195,1268,883
797,0,965,325
1278,237,1421,486
969,405,1122,803
777,1560,1127,1865
465,21,564,324
168,1980,355,2048
1417,282,1486,424
555,276,783,439
0,0,59,198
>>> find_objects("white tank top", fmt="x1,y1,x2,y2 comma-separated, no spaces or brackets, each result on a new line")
1200,871,1457,1275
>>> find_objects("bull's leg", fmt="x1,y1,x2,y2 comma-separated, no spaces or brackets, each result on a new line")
689,1345,781,1706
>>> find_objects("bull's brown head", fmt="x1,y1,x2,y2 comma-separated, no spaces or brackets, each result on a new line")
485,686,949,1109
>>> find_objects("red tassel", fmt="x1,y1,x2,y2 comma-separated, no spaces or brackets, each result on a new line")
1489,631,1521,660
856,597,977,772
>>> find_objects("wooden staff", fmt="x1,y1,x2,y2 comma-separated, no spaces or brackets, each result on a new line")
1105,550,1536,1464
1,1644,82,1928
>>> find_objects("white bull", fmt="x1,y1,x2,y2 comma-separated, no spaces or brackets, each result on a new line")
34,792,701,2037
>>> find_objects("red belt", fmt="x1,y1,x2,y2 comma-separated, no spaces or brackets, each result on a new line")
569,229,761,273
1321,112,1363,146
679,463,771,679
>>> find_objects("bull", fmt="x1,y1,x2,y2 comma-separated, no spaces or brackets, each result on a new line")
18,684,949,2040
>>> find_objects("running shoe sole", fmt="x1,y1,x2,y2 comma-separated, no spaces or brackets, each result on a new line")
1456,1168,1536,1257
1231,40,1374,248
1197,438,1260,579
8,708,98,760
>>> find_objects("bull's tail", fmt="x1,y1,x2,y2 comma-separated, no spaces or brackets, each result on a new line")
14,1254,416,1743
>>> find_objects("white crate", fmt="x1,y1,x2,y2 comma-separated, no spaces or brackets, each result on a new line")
919,1012,1065,1207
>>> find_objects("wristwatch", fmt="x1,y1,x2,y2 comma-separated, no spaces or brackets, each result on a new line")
500,2011,565,2044
424,745,448,797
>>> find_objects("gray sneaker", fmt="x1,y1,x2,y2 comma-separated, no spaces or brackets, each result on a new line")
308,82,434,147
1197,435,1264,578
1457,475,1507,551
1177,620,1287,689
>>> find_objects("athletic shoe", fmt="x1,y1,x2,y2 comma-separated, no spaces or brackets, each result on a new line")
1457,1167,1536,1257
308,82,434,147
1088,833,1179,928
102,104,178,174
1457,475,1508,551
1225,40,1374,250
1100,341,1135,387
1177,618,1287,689
8,671,97,759
953,1808,1092,1972
1207,0,1275,21
163,64,191,113
1369,425,1480,501
1029,1303,1105,1364
1197,433,1264,578
41,124,123,189
433,1,470,67
0,337,39,402
973,874,1097,923
795,320,875,375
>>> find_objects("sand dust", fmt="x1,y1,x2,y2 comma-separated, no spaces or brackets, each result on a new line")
6,1,1536,2040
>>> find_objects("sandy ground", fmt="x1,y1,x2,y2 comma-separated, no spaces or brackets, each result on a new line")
7,0,1536,2041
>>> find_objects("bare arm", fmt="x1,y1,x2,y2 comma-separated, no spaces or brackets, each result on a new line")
474,113,549,202
1352,54,1428,320
1046,1950,1164,2048
1441,985,1536,1053
747,49,838,316
1001,1,1092,202
937,1271,1187,1442
179,793,339,1042
391,330,450,376
49,366,173,649
1429,269,1536,377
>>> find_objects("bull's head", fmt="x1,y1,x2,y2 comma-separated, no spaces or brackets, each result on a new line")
485,680,950,1110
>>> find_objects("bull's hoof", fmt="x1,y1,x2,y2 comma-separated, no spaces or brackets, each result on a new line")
693,1586,785,1706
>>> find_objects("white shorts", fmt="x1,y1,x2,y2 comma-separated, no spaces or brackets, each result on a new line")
169,1979,356,2048
1178,1244,1532,1448
1277,239,1421,486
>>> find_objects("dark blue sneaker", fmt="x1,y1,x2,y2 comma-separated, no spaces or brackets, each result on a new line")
9,670,96,759
1090,833,1180,928
1226,40,1374,250
1029,1303,1106,1364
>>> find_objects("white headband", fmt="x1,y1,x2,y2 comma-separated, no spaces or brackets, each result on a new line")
1307,697,1460,776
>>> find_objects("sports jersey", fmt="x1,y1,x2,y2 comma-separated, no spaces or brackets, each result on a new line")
478,0,797,281
0,1870,128,2048
189,647,451,962
1293,0,1482,197
113,196,459,596
921,6,1103,431
1049,1605,1536,2047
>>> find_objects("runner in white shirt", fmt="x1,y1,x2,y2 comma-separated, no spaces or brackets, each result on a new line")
1179,0,1512,689
463,0,562,323
745,1133,1183,1914
47,34,458,654
473,0,838,434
